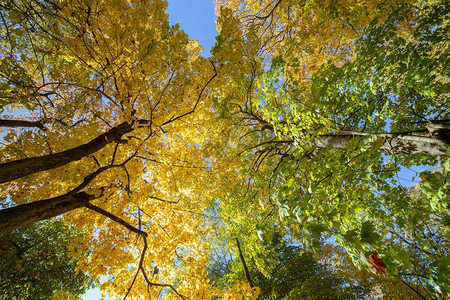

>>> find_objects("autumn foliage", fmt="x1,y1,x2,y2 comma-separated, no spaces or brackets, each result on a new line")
369,251,387,275
0,0,449,298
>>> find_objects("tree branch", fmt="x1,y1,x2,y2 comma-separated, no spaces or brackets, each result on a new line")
0,190,101,235
256,0,282,20
0,159,130,234
397,278,428,300
235,237,254,288
123,236,190,300
162,60,217,126
0,119,46,130
313,134,448,156
83,202,147,237
0,121,133,184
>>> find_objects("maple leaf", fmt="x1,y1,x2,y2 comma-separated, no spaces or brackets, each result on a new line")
369,251,386,275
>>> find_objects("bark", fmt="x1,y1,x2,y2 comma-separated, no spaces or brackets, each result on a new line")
0,191,100,235
0,119,46,130
0,121,132,184
314,134,448,156
235,237,254,288
247,110,448,156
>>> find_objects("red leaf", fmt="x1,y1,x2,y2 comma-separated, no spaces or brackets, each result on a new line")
369,251,386,275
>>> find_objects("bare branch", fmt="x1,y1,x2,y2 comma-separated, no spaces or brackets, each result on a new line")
0,119,46,130
235,237,254,288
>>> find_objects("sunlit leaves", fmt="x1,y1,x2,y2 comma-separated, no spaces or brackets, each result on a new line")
0,219,94,299
211,0,449,297
0,0,226,298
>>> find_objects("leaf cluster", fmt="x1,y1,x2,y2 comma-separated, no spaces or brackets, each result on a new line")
0,219,94,299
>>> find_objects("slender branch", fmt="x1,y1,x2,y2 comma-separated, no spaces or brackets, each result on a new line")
397,278,428,300
123,240,145,300
111,142,120,165
69,164,122,196
255,0,282,20
83,202,147,237
123,237,190,300
235,237,254,288
162,60,217,126
148,195,178,204
389,230,440,259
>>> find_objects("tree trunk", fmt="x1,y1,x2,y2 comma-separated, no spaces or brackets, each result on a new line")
0,191,101,235
0,122,132,184
314,134,448,156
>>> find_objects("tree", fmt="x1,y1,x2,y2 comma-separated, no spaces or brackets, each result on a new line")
0,0,229,298
0,0,216,230
0,219,94,299
1,0,448,298
214,0,418,90
210,0,449,297
207,234,373,299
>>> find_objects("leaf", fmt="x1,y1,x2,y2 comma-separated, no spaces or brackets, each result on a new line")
257,230,265,242
279,204,290,219
389,246,412,268
343,229,359,244
360,221,382,247
285,178,295,188
369,251,386,275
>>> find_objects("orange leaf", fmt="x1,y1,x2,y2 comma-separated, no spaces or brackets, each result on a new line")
369,251,386,275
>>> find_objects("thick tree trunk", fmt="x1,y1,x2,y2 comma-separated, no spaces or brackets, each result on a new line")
0,191,100,235
0,122,132,184
314,134,448,156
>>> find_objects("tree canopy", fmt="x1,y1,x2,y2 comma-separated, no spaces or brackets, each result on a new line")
207,235,372,299
0,219,94,299
0,0,448,298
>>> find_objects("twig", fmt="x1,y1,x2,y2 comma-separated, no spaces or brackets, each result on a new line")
162,60,217,126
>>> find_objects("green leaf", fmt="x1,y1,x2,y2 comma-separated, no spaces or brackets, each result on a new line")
360,221,382,246
343,229,359,243
390,246,412,268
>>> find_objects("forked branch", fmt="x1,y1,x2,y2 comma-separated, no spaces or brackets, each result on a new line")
123,235,190,300
162,60,217,126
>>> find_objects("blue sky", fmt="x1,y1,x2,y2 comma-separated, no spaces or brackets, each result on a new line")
82,1,217,299
167,0,217,57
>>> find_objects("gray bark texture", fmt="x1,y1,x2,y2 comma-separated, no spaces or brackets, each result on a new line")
314,134,448,156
